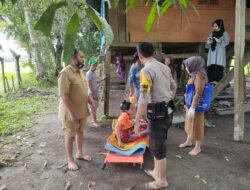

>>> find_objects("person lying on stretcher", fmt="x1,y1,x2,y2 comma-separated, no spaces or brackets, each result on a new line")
115,100,149,148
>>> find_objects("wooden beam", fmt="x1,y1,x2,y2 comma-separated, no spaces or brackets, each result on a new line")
111,43,137,48
198,42,206,57
154,43,163,62
162,53,208,59
212,50,250,100
104,50,111,116
234,0,245,141
215,102,250,116
119,1,126,43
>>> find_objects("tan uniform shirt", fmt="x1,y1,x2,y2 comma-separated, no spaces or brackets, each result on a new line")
58,65,89,120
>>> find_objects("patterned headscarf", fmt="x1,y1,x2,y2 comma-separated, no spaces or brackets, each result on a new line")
184,56,208,82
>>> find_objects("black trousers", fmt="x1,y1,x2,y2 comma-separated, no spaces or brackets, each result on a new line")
148,113,173,160
207,65,224,82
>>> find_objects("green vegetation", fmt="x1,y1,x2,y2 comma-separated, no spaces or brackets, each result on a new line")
0,93,56,136
114,0,197,32
0,71,57,96
229,59,250,76
0,0,102,83
0,69,57,155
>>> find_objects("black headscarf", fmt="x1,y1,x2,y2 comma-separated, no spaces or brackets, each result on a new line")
211,19,225,51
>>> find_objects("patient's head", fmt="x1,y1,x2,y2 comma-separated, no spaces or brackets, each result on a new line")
120,100,136,118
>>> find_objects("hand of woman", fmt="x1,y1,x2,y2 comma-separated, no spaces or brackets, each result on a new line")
187,107,195,118
213,37,221,43
207,37,213,44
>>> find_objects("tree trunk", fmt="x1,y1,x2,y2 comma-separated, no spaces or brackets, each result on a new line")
24,7,44,77
28,50,32,65
234,0,245,141
0,57,6,93
10,49,21,87
55,35,63,76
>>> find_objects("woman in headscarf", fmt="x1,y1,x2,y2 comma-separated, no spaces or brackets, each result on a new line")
179,56,207,156
205,19,229,83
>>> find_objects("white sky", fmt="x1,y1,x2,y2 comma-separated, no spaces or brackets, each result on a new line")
0,32,27,57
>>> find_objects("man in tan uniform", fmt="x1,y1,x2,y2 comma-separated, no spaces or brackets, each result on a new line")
58,49,93,170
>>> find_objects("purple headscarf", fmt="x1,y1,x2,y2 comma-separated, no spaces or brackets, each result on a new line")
184,56,208,82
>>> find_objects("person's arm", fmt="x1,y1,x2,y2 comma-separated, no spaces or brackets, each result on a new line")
61,94,78,123
97,76,107,84
129,84,134,96
134,104,147,134
187,74,205,120
187,74,205,118
128,66,135,96
58,72,78,123
205,33,213,49
170,73,177,99
191,74,205,108
134,69,153,134
213,32,229,46
115,123,124,147
221,32,230,48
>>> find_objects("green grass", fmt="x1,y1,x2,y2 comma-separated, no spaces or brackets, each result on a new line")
0,95,56,136
0,72,39,95
0,71,57,136
0,68,59,157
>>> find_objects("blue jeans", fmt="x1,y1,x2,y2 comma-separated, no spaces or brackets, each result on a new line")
135,88,140,101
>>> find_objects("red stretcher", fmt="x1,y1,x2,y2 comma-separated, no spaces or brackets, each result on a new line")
101,152,144,170
101,119,148,170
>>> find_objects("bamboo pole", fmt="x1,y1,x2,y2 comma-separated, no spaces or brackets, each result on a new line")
10,49,21,87
234,0,245,141
11,75,15,92
5,76,10,91
154,43,163,62
104,50,111,116
0,58,6,93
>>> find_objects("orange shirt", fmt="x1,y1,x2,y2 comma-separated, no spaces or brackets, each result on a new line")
117,112,133,130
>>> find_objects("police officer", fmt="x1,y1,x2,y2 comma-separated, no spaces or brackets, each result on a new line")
134,42,177,189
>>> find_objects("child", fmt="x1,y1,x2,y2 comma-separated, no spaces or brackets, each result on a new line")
115,100,148,148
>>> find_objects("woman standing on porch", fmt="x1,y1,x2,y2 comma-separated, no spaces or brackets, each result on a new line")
179,56,207,156
205,19,229,83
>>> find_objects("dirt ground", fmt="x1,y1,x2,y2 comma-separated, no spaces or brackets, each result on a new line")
0,91,250,190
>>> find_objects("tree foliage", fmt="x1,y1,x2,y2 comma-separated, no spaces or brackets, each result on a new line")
0,0,101,79
34,0,114,64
